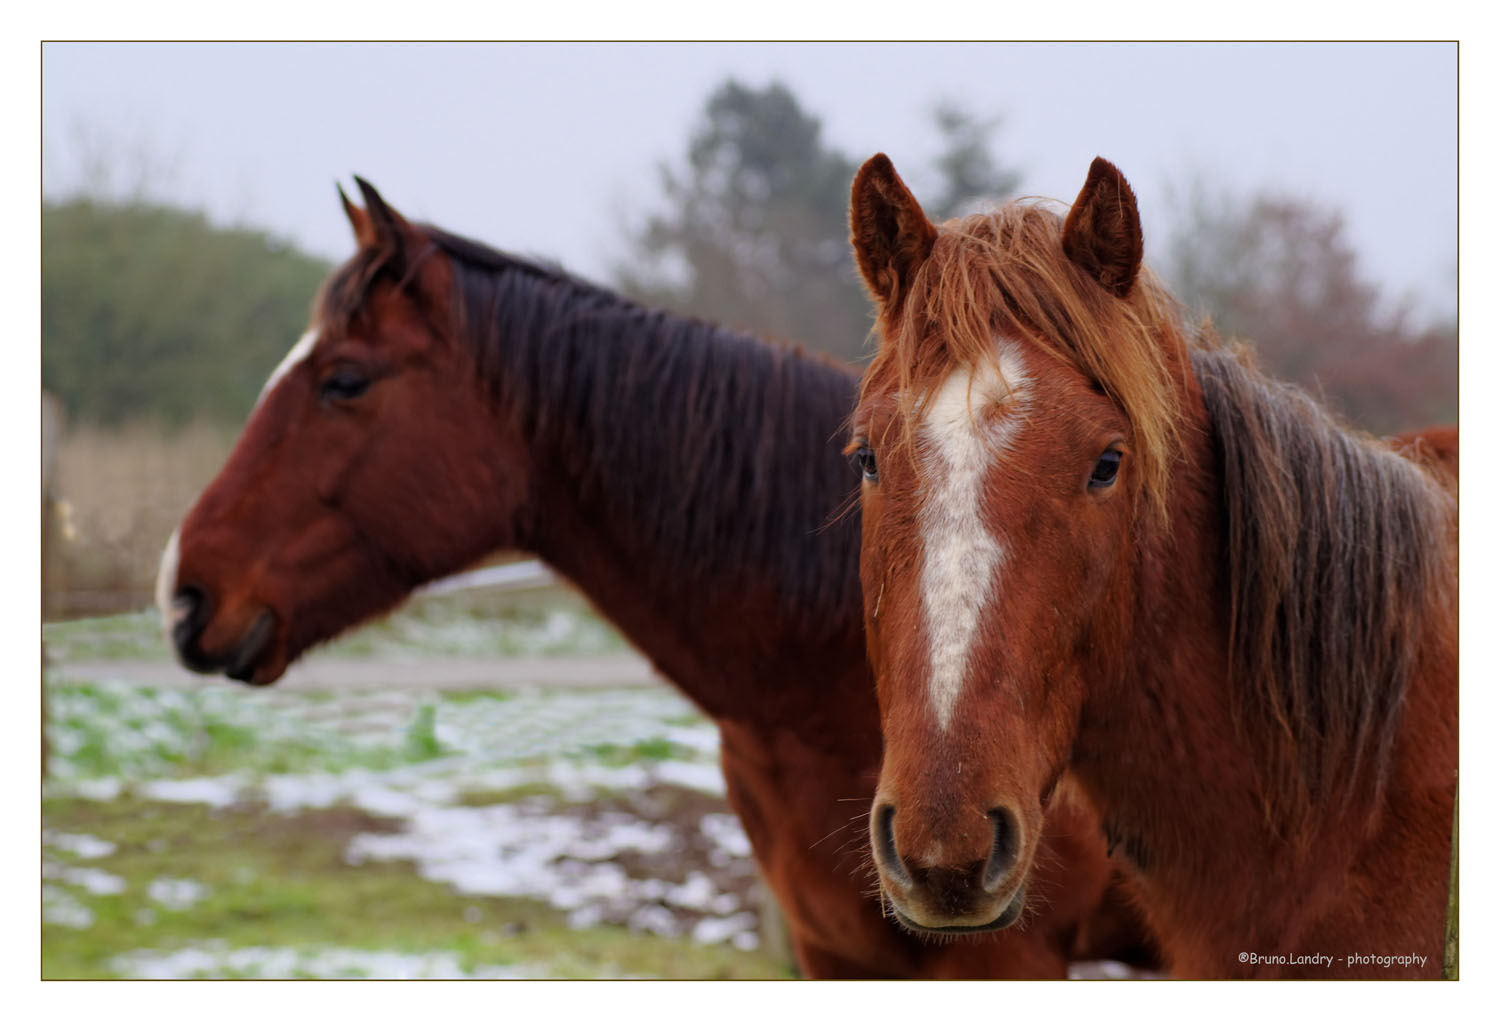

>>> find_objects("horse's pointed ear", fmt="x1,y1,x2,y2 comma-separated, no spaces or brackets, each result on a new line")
1062,157,1143,299
338,182,377,247
850,153,937,313
351,175,418,253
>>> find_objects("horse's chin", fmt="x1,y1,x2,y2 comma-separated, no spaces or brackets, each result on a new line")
205,610,285,687
887,882,1027,937
226,658,285,687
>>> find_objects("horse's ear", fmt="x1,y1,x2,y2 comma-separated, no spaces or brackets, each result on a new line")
355,177,405,237
353,176,421,253
338,182,377,247
850,153,937,313
1062,157,1143,299
341,176,425,265
343,178,448,311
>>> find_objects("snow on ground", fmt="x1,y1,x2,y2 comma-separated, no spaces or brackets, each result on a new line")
344,796,762,950
146,877,211,911
45,672,762,952
43,885,96,930
108,944,558,980
46,678,721,782
42,830,117,859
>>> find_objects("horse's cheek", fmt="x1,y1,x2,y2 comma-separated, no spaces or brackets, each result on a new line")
314,427,370,507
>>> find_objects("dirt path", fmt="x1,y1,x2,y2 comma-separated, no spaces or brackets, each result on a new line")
53,653,666,692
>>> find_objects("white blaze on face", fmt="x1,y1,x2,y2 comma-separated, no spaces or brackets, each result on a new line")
917,343,1030,730
155,527,182,641
255,329,320,409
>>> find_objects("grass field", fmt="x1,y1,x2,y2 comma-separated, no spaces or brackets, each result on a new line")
42,598,791,980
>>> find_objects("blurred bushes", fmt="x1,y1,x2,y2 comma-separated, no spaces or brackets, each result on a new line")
1163,186,1457,436
42,198,330,427
41,198,331,615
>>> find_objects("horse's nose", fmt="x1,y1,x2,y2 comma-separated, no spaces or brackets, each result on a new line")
872,802,1021,893
871,800,1028,930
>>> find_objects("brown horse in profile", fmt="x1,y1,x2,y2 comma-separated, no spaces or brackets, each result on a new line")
156,180,1149,978
846,153,1456,978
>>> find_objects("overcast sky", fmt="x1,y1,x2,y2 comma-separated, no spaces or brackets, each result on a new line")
41,41,1456,320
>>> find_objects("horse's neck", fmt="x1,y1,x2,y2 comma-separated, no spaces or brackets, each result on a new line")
1065,413,1267,967
513,304,869,726
1073,375,1455,970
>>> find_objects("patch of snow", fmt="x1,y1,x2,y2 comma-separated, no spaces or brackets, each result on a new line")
109,943,549,980
43,831,117,859
138,776,245,808
147,877,210,910
651,760,726,795
43,862,127,895
691,912,759,946
1068,959,1161,980
628,903,681,938
42,885,94,929
62,777,124,801
700,813,752,858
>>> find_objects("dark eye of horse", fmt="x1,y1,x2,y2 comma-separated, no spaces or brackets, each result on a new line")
319,369,372,403
854,444,878,482
1089,449,1121,489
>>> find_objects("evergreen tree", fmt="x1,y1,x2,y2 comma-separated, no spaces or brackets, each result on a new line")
617,79,1022,363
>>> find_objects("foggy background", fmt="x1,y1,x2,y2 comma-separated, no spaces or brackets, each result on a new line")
43,42,1456,315
41,40,1458,615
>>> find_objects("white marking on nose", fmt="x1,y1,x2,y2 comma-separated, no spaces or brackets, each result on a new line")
917,344,1030,730
255,329,319,409
155,527,183,640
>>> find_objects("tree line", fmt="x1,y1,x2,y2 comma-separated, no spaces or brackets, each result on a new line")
42,199,330,427
42,79,1455,437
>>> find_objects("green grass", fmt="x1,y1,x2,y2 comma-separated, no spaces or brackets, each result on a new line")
45,674,721,785
42,610,166,661
43,586,629,663
45,680,469,779
39,621,787,979
39,666,783,978
42,796,788,980
581,736,685,766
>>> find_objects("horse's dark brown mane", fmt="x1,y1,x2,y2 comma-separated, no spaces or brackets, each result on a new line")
319,223,864,631
1191,338,1455,828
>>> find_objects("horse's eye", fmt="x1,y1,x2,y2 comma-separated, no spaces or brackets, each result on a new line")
1089,449,1121,489
319,369,372,403
854,444,878,482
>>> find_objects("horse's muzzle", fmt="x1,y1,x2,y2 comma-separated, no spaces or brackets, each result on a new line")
169,587,277,685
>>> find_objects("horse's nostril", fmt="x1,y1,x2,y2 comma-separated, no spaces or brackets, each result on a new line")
982,806,1021,891
872,803,913,889
170,585,208,642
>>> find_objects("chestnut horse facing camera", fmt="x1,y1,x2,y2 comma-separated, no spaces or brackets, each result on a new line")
846,153,1457,978
157,179,1152,978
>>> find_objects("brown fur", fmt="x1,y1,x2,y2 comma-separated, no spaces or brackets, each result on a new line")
849,154,1457,977
161,180,1153,978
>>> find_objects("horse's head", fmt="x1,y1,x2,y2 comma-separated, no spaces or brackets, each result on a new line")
157,180,533,685
848,154,1181,933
